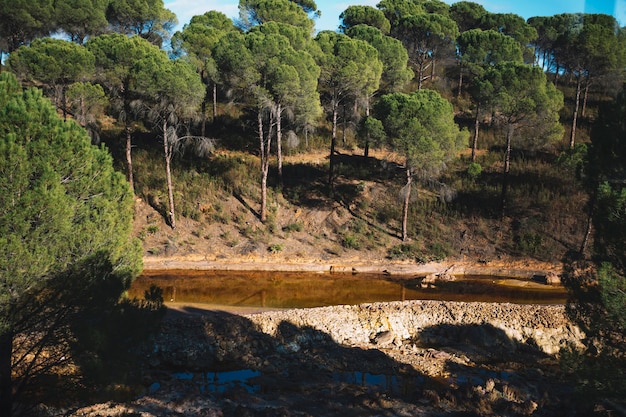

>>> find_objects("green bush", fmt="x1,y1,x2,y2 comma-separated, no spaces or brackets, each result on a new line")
283,222,304,233
268,243,284,253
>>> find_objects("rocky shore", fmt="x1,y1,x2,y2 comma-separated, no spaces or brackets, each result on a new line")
67,299,589,417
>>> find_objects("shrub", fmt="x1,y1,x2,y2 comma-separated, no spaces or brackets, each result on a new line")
268,243,284,253
283,222,304,233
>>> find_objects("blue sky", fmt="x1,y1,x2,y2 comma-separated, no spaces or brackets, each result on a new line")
164,0,626,33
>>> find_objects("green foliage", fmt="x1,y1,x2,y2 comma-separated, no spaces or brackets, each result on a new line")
387,241,421,260
341,233,360,249
597,263,626,329
268,243,284,253
376,89,467,179
339,5,391,34
55,0,109,43
346,24,413,93
238,0,315,32
106,0,177,45
0,0,55,52
283,222,304,232
9,37,95,84
0,72,142,413
467,162,482,179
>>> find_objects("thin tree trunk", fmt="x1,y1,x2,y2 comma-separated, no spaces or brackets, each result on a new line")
570,75,582,149
201,98,207,138
582,76,590,118
402,166,412,242
329,104,338,189
579,188,596,257
342,105,346,146
213,83,217,119
501,123,514,219
125,125,134,193
0,329,13,417
431,57,436,81
276,103,283,187
457,63,464,98
259,110,267,223
417,61,425,90
580,211,593,257
364,101,370,157
471,102,480,162
163,120,176,229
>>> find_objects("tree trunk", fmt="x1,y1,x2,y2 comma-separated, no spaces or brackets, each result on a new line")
342,105,347,147
501,123,514,219
582,76,590,118
570,75,582,149
213,83,218,119
200,97,207,138
417,60,425,90
276,103,283,188
580,210,593,257
579,188,596,257
163,120,176,229
364,102,370,157
259,110,267,222
431,57,436,81
457,63,463,98
402,166,412,242
125,125,134,193
0,329,13,417
328,105,338,189
471,102,480,162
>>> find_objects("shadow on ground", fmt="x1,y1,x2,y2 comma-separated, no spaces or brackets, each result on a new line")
122,308,582,417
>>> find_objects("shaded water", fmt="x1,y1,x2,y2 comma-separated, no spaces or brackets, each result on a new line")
129,270,567,308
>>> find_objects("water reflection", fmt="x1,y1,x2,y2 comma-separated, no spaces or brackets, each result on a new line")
129,270,567,309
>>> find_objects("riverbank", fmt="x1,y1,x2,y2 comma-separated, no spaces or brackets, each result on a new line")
67,300,586,417
143,253,563,278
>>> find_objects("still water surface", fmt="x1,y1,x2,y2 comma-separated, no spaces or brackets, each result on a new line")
129,270,568,308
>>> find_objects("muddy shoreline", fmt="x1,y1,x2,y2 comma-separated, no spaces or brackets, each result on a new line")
143,255,562,279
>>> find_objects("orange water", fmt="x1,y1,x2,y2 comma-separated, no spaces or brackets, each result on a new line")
128,270,568,308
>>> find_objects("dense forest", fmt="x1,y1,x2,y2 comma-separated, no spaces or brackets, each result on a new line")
1,0,625,415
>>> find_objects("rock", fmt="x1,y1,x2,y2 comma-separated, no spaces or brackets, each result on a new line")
546,272,561,285
373,330,395,346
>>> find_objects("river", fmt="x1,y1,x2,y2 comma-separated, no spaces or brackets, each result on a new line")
128,270,568,309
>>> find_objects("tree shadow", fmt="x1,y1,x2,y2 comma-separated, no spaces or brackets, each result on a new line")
415,323,579,416
82,309,581,417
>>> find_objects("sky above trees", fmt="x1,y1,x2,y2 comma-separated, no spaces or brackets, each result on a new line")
164,0,625,33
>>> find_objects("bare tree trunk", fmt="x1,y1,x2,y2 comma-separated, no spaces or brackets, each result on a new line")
417,61,424,90
457,63,463,98
430,57,436,81
276,103,283,188
163,120,176,229
471,102,480,162
580,211,593,257
0,329,13,417
364,101,370,157
570,75,582,149
342,105,347,146
329,104,338,190
582,76,590,118
259,110,268,223
402,166,412,242
125,125,134,193
501,123,514,219
201,98,207,138
213,83,217,119
579,189,596,257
